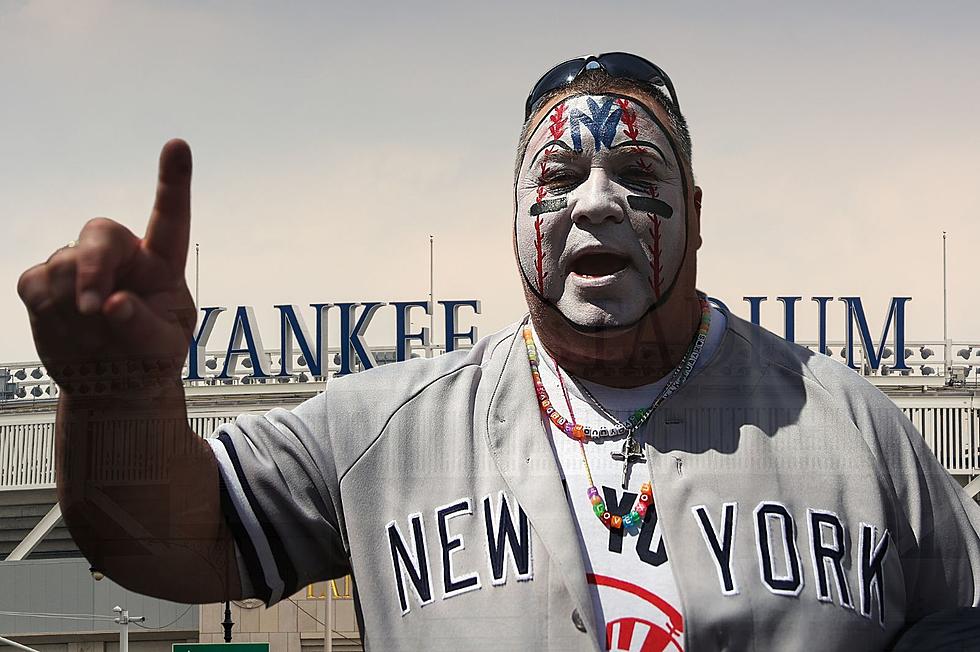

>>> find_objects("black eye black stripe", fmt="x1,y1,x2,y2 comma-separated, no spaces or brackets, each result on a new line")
627,195,673,218
529,197,568,216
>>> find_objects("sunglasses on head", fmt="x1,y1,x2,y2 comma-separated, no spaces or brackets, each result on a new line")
524,52,680,121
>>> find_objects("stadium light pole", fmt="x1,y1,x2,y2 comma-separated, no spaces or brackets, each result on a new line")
429,235,435,358
943,231,950,382
324,581,333,652
195,242,200,309
113,605,144,652
222,601,234,642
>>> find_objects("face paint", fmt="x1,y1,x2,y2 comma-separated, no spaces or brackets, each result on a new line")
515,94,688,330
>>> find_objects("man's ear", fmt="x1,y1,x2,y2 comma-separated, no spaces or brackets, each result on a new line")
693,185,703,250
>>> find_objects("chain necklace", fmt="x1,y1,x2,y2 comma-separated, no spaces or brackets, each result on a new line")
532,299,710,444
573,380,637,431
523,295,711,530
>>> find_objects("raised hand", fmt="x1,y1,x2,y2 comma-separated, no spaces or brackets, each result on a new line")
17,140,197,389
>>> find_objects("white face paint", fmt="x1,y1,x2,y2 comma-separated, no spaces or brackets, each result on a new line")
515,94,688,330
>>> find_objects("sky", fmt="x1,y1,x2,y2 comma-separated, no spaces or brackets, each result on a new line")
2,0,979,362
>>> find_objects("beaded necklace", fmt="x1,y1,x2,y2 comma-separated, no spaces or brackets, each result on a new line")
523,296,711,530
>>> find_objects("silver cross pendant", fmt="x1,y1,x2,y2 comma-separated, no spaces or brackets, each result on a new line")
611,435,646,489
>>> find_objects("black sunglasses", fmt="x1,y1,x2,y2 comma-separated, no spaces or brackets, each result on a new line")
524,52,680,121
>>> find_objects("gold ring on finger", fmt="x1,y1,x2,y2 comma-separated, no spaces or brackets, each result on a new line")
65,240,78,248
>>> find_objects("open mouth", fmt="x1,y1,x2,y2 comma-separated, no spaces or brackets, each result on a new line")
570,252,630,278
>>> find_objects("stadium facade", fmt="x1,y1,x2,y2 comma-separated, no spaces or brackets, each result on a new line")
1,297,978,651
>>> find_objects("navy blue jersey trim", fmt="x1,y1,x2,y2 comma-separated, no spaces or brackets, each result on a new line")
215,452,272,603
218,430,300,601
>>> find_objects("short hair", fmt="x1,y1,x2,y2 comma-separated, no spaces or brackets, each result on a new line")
516,68,693,176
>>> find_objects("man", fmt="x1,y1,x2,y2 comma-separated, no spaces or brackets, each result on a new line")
17,53,980,651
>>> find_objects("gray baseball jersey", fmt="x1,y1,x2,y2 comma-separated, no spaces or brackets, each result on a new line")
208,306,980,651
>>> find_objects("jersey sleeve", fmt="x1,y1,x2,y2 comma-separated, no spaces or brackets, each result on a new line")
205,393,350,606
848,384,980,617
894,411,980,615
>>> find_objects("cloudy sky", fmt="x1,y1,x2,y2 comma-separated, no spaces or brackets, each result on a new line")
2,0,978,362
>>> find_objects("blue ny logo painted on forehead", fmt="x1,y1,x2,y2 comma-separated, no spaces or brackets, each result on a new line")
569,98,623,152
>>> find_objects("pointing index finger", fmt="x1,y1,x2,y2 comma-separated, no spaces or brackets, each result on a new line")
144,139,193,271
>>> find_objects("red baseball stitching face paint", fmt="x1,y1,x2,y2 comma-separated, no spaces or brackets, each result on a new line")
515,94,688,330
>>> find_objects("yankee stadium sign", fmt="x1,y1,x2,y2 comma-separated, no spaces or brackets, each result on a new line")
185,300,482,380
183,296,912,381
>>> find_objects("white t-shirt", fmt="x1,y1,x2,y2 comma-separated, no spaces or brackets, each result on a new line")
531,306,726,652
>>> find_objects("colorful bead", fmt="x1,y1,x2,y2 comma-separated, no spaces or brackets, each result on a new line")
521,294,709,533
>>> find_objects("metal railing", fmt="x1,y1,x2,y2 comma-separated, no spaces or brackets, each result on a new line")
0,416,237,490
2,340,979,490
0,422,55,489
1,404,978,491
0,345,442,405
902,405,978,475
3,340,979,407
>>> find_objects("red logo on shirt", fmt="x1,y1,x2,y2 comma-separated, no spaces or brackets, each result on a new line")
587,574,684,652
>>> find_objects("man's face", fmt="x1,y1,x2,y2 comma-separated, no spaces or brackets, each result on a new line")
515,93,689,330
